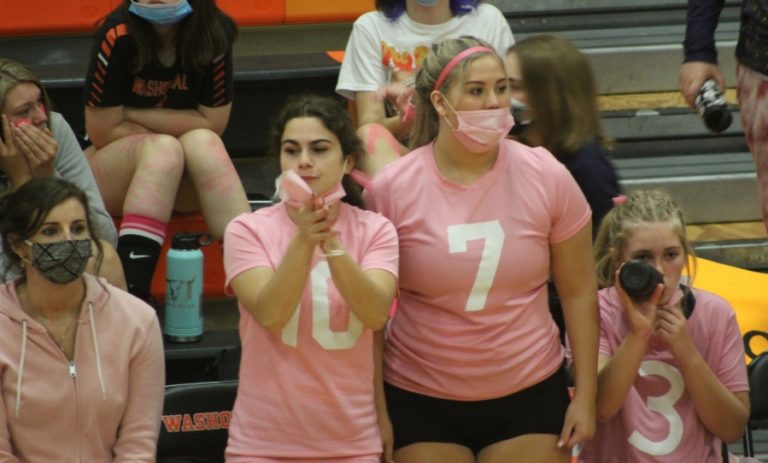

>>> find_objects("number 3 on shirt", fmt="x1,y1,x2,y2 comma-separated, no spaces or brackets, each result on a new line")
447,220,505,312
280,261,364,350
628,360,685,456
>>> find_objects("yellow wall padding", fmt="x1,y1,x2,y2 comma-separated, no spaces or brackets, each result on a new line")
691,257,768,357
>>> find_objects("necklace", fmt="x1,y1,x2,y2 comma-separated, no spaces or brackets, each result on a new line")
19,285,81,352
37,314,79,351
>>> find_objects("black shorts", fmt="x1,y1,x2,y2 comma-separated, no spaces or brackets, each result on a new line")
385,366,570,454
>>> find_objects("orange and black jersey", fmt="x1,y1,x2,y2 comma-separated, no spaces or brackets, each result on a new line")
83,13,234,110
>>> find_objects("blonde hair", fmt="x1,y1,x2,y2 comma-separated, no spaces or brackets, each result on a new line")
409,36,505,149
594,190,696,289
507,34,611,157
0,59,52,121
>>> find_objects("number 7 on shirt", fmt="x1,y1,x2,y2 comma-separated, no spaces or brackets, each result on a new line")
448,220,505,312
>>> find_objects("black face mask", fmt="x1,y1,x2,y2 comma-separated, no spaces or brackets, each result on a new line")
25,239,92,284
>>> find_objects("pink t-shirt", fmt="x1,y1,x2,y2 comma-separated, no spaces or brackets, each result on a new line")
367,139,591,400
223,203,398,461
580,286,749,463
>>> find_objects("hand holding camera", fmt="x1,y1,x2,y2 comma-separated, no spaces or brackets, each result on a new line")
695,79,732,133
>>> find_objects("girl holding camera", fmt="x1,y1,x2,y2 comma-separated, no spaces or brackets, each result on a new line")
585,189,749,462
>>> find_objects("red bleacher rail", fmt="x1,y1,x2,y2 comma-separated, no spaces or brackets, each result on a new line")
0,0,111,35
114,212,227,300
0,0,374,36
285,0,373,24
218,0,285,26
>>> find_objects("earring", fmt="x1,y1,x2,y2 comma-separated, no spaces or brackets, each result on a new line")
19,255,32,268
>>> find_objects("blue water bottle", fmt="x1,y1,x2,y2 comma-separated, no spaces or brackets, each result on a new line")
165,232,211,343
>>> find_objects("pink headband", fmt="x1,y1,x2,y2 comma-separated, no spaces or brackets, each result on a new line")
433,46,494,91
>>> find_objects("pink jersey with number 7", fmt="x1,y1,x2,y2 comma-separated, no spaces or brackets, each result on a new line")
367,139,590,400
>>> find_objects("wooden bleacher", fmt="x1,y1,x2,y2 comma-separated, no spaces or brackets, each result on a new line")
0,0,764,246
3,3,766,437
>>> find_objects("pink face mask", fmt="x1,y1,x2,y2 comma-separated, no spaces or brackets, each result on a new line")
275,169,346,209
443,103,515,153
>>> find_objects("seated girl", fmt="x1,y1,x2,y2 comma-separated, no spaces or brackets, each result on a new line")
584,189,750,462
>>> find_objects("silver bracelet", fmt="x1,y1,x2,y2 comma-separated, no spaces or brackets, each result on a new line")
324,249,346,257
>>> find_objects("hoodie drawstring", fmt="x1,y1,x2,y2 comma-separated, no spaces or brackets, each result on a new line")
15,319,28,418
15,301,106,417
87,302,106,400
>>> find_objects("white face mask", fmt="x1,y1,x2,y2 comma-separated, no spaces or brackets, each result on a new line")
508,96,532,136
510,97,531,124
443,99,515,153
274,160,348,209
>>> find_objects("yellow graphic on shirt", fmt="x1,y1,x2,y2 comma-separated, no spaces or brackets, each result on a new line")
380,41,431,85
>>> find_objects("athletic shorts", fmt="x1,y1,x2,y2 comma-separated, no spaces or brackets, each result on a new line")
385,366,570,454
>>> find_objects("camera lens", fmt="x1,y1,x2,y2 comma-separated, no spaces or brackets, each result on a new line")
619,259,663,301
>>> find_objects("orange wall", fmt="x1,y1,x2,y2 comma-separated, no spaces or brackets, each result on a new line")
0,0,373,36
285,0,373,24
0,0,112,35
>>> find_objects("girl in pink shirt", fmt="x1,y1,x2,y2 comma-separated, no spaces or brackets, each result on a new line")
366,37,599,463
223,95,399,462
585,190,750,462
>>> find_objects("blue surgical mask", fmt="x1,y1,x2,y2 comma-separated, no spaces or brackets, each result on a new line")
129,0,193,26
415,0,439,6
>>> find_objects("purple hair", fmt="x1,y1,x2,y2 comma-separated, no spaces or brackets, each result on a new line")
376,0,481,20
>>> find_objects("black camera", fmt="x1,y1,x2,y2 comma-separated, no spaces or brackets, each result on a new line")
695,79,732,133
619,259,663,301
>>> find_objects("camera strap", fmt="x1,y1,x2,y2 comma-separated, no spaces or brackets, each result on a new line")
680,285,696,319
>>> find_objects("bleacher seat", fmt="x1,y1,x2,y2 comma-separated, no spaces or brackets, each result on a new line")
0,0,371,35
218,0,285,26
742,331,768,457
285,0,373,24
114,212,226,300
157,380,239,463
0,0,762,270
0,0,109,36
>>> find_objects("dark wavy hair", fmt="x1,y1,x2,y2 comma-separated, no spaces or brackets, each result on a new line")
376,0,481,20
103,0,237,73
269,94,366,209
0,177,104,279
